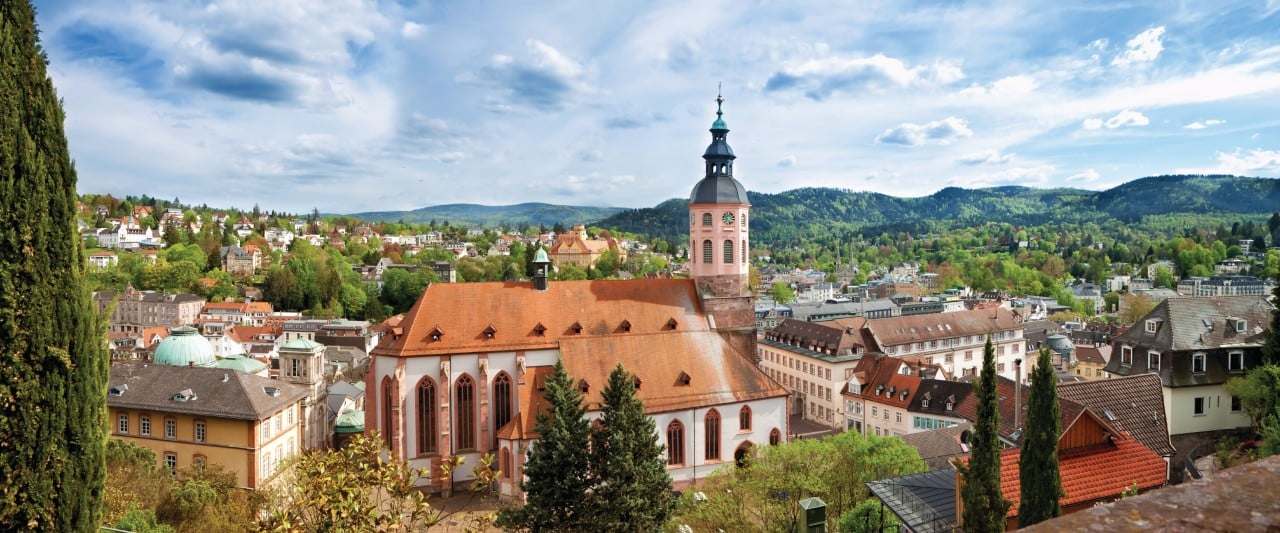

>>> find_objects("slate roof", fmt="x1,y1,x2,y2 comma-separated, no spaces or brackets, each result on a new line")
993,434,1166,517
908,379,973,418
867,468,958,533
1056,373,1175,458
374,279,709,357
863,308,1020,347
899,423,973,471
766,318,862,358
1107,296,1274,386
107,364,308,420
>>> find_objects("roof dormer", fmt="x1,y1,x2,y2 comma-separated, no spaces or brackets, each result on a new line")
665,317,679,331
483,325,497,339
429,326,445,342
618,319,632,333
569,322,583,335
677,371,692,386
532,323,547,337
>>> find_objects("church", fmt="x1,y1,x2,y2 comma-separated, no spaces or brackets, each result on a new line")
366,96,787,497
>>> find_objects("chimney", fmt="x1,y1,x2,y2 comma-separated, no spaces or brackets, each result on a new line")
1014,358,1023,432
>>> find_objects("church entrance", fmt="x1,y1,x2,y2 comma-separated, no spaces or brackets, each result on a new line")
734,441,754,467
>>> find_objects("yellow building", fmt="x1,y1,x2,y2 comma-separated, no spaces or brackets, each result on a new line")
546,224,626,269
107,364,310,489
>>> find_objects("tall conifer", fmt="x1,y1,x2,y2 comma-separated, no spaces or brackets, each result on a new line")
0,1,109,529
495,360,593,532
1018,348,1063,525
589,364,674,531
958,337,1009,532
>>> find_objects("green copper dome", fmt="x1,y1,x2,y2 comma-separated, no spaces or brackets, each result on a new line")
281,338,323,351
533,248,550,263
154,326,217,368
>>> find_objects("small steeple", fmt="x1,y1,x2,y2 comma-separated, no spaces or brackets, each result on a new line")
712,85,728,131
702,88,735,178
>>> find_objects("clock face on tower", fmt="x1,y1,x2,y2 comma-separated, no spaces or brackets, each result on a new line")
722,212,735,225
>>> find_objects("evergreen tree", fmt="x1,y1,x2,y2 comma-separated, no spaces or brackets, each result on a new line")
0,1,109,529
1018,348,1063,525
496,360,594,532
588,364,674,531
1264,270,1280,365
958,337,1009,532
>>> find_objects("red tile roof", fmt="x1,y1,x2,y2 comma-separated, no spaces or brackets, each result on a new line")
954,376,1086,444
374,279,709,357
993,433,1166,516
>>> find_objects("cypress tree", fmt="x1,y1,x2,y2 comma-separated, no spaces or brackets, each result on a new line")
588,364,674,531
1018,348,1063,525
958,337,1009,532
495,360,593,532
0,1,109,530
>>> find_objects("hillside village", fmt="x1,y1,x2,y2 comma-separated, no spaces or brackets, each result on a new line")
79,99,1280,531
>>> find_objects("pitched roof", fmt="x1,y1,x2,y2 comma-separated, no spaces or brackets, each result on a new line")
992,433,1166,517
374,279,710,357
560,331,788,414
107,364,309,420
863,308,1021,347
867,469,958,533
1056,373,1175,457
497,366,554,441
1114,296,1272,352
899,422,974,471
953,376,1086,445
1074,345,1106,365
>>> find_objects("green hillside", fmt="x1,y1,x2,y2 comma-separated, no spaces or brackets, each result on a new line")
350,202,626,228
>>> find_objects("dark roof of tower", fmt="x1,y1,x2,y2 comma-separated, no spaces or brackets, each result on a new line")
690,175,750,204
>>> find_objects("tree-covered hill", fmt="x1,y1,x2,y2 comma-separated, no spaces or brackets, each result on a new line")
350,202,626,228
595,175,1280,246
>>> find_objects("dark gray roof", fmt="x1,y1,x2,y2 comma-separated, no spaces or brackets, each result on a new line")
899,423,973,471
908,379,973,418
867,468,958,533
1115,296,1271,353
689,175,749,204
789,299,898,321
1057,373,1175,458
107,364,309,420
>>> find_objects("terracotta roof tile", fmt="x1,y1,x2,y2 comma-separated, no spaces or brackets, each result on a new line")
954,376,1086,444
1056,373,1175,457
375,279,709,357
992,433,1166,517
864,308,1020,347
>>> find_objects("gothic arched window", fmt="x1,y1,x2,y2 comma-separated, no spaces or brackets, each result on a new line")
739,405,752,432
456,374,476,451
705,409,721,461
667,420,685,465
381,376,396,453
416,377,437,455
493,372,513,448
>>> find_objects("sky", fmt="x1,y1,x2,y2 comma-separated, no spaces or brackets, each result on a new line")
31,0,1280,214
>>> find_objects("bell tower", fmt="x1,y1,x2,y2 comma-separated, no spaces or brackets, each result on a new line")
689,92,755,356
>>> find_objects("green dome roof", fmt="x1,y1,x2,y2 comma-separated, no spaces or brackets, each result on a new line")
533,248,550,263
154,326,217,368
215,354,268,374
335,410,365,434
281,338,323,351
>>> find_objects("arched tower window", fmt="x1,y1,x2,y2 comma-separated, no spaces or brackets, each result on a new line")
381,376,395,453
501,447,512,479
702,213,712,226
739,405,752,432
455,374,476,451
416,377,437,455
702,240,713,264
723,239,734,264
493,372,513,448
667,420,685,465
705,409,721,461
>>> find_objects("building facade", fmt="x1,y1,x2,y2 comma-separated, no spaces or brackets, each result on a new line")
94,285,205,334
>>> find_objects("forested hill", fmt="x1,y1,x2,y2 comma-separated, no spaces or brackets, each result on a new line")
350,202,626,227
594,175,1280,245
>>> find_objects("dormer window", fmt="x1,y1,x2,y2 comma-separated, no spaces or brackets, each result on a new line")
1145,319,1160,334
945,401,954,411
633,376,642,390
109,384,128,396
569,322,583,335
578,379,590,394
678,371,692,386
1148,351,1161,371
619,320,632,333
665,318,679,331
429,327,444,342
483,325,497,339
533,323,547,337
921,393,931,408
1234,319,1247,333
1192,353,1206,374
172,389,197,402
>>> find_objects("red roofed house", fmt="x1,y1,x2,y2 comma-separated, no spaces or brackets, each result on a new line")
956,406,1167,529
368,97,784,500
546,224,626,269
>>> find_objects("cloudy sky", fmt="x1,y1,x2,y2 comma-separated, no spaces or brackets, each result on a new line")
33,0,1280,214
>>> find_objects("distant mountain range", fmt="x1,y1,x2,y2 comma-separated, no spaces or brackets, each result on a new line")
349,202,626,228
349,175,1280,245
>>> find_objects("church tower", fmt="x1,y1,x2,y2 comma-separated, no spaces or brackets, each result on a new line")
689,93,756,356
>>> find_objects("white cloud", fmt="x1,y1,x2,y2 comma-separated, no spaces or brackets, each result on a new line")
1184,119,1226,130
765,53,964,99
954,165,1054,188
778,155,797,167
1066,169,1101,183
876,117,973,146
958,75,1037,97
1112,26,1166,67
401,21,426,39
1178,148,1280,175
1082,110,1149,130
459,39,592,111
958,149,1014,165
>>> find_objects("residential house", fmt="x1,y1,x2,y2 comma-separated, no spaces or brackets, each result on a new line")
1105,296,1273,440
88,250,118,270
841,354,963,437
759,319,867,429
837,307,1027,381
95,286,205,334
1177,275,1271,297
199,301,273,327
1073,345,1111,380
546,224,626,269
1057,373,1176,479
221,245,262,277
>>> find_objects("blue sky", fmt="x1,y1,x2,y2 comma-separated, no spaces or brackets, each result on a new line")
33,0,1280,214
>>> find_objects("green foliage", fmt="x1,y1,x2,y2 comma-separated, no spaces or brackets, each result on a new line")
1225,364,1280,433
676,431,925,532
958,337,1010,532
770,281,796,304
588,364,675,531
553,263,588,281
1018,348,1063,526
0,2,109,528
113,506,174,533
1265,272,1280,365
350,203,627,228
497,360,595,532
838,499,899,533
262,432,442,532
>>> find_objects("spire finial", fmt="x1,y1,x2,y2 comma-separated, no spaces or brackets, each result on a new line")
716,83,724,115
